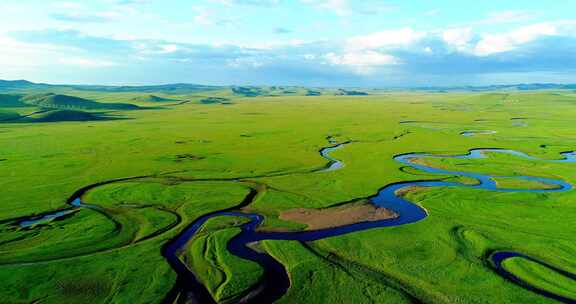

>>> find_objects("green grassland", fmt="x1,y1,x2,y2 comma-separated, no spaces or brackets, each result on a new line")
502,257,576,300
1,86,576,303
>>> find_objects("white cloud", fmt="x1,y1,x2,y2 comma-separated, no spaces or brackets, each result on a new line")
442,27,474,51
303,54,316,60
480,10,537,24
114,0,150,5
193,7,213,26
325,51,399,66
227,57,264,68
0,34,71,68
52,2,84,10
346,28,425,50
475,23,557,55
160,44,179,53
301,0,350,16
3,17,576,86
242,39,308,50
300,0,394,16
343,22,571,58
211,0,280,6
324,50,399,74
49,0,142,23
192,6,237,27
509,23,558,43
51,11,120,23
58,57,117,67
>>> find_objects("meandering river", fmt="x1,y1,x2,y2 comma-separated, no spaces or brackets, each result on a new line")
161,145,576,303
13,141,576,303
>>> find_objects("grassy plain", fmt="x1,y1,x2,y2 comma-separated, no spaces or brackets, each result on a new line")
1,88,576,303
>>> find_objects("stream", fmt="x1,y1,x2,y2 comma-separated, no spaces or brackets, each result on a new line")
12,141,576,303
162,146,576,303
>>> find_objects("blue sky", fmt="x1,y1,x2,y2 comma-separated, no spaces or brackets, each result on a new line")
1,0,575,87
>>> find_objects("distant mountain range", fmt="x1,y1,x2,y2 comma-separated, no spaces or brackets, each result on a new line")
412,83,576,92
1,79,575,93
0,80,220,94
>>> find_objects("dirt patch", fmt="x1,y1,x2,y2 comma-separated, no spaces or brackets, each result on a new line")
407,157,431,167
280,201,398,230
174,154,205,162
407,157,452,170
395,186,425,197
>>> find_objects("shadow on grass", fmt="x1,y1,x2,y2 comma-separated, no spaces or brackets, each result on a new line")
0,109,132,123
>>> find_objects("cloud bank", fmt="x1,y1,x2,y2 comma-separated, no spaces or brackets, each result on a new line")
1,1,575,86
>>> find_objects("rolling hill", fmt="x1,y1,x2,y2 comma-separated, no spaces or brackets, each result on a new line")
20,93,139,110
199,97,231,104
0,94,26,107
0,110,21,121
130,95,179,103
28,110,106,122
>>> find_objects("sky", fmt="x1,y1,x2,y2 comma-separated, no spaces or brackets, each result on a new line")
1,0,576,87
